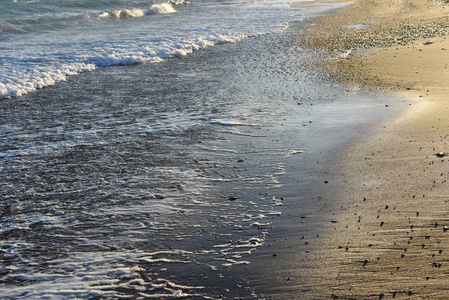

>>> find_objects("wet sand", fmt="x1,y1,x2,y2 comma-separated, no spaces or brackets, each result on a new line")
303,0,449,298
242,0,449,299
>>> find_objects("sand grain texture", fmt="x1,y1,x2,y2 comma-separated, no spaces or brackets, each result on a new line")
299,0,449,298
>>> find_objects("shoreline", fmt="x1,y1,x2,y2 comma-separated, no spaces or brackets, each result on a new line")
241,0,449,298
300,0,449,298
1,0,448,298
232,8,414,297
2,10,397,298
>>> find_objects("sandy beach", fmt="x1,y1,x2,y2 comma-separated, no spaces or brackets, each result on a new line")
300,0,449,298
2,0,449,298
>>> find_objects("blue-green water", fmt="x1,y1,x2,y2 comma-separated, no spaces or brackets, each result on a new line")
0,0,303,99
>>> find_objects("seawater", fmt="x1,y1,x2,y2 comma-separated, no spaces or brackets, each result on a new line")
0,0,304,99
1,25,343,296
0,0,397,299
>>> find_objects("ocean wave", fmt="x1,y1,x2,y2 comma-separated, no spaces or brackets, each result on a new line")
99,8,147,19
99,3,177,19
0,0,303,100
0,24,28,34
0,63,97,99
149,2,177,14
0,33,245,99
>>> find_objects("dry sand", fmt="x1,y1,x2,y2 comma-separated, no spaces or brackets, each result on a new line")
295,0,449,298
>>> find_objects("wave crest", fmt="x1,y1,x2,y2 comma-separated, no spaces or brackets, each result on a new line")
99,3,176,20
148,3,177,15
99,8,146,19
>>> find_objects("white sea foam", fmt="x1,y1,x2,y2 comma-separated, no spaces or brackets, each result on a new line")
0,249,205,299
0,32,247,99
99,3,176,19
99,8,147,19
0,0,304,99
148,3,177,14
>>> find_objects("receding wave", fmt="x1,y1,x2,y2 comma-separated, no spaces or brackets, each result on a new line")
99,3,177,19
